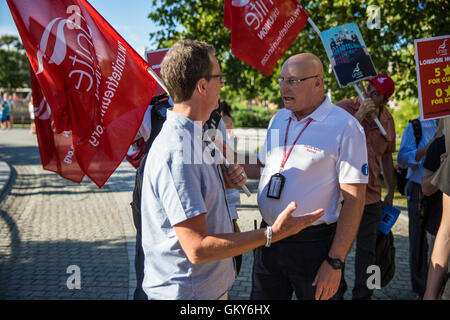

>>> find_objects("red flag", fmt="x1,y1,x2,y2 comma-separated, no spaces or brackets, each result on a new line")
30,69,85,183
225,0,309,76
7,0,156,187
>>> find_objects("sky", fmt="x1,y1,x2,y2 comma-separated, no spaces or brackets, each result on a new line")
0,0,162,58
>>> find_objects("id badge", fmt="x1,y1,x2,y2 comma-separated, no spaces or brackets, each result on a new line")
267,173,285,199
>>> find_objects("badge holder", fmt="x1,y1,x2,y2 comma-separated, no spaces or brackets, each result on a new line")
266,172,286,199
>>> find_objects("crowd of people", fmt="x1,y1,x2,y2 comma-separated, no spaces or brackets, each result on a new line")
130,39,449,301
0,92,35,134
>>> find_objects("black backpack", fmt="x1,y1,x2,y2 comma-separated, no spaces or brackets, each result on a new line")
375,230,396,287
396,119,422,195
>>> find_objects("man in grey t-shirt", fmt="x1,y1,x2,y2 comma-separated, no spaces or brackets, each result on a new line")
140,40,325,300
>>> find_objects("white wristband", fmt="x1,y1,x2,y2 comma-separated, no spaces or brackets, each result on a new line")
265,226,272,247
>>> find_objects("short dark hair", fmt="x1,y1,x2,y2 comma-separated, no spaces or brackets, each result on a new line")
161,39,215,103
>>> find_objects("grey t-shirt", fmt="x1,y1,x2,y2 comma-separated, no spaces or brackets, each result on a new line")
141,110,235,300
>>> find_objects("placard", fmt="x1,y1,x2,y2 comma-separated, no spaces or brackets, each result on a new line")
321,23,377,87
414,35,450,120
145,48,170,97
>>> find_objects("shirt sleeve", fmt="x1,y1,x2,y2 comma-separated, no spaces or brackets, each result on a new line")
397,123,420,168
337,118,369,184
386,116,396,154
153,158,207,227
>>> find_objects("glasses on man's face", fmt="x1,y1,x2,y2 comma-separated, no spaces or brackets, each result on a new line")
276,74,319,87
207,74,227,84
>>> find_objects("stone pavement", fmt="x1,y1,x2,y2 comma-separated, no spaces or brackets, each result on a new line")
0,128,418,300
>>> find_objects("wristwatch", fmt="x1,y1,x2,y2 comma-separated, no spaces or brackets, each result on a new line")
326,256,344,270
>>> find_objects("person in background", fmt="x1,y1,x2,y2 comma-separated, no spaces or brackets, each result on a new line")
29,97,36,134
336,73,396,300
421,134,446,265
423,149,450,300
1,100,11,130
397,117,439,298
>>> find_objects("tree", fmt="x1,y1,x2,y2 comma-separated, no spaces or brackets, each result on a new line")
0,35,30,92
147,0,449,105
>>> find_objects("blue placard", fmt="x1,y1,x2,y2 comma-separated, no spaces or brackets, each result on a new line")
378,205,401,234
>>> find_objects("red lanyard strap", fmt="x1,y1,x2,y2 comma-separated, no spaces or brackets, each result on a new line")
281,117,313,170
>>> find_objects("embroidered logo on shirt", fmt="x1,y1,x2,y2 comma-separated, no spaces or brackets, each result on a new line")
362,163,369,176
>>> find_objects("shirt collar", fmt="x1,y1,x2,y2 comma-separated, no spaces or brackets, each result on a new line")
166,109,204,140
285,95,333,123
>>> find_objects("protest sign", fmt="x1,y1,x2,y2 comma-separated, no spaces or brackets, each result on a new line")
224,0,309,76
7,0,157,187
145,48,170,97
321,23,377,87
414,35,450,120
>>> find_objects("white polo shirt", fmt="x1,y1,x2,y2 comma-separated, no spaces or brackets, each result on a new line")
257,95,368,226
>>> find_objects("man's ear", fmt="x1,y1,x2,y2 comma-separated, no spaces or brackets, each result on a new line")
315,76,323,88
197,78,208,96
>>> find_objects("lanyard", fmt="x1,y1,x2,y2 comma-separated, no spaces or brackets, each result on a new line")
280,117,313,171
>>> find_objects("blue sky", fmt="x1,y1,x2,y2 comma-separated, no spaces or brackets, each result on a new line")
1,0,162,57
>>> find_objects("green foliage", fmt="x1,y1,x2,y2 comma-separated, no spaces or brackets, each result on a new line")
147,0,449,105
0,35,30,91
391,99,420,136
232,107,276,128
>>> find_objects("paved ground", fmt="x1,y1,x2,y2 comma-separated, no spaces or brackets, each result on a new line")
0,128,418,300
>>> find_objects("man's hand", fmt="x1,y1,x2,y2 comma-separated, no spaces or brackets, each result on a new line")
440,152,448,165
270,202,325,243
355,98,377,122
221,164,247,189
312,260,342,300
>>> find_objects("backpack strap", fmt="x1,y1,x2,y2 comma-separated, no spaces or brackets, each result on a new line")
410,119,422,147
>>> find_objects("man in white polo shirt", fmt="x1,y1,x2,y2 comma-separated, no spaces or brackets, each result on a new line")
245,53,368,300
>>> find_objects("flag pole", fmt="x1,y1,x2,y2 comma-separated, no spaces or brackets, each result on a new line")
147,67,169,94
307,17,386,136
203,132,252,197
307,18,321,37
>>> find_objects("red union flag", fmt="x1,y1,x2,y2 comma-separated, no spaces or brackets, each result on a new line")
224,0,309,76
30,70,85,183
7,0,156,187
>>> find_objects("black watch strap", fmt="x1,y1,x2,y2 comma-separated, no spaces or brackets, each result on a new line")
326,256,344,270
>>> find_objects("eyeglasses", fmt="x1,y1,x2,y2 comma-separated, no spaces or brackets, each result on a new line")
276,74,319,86
206,73,227,84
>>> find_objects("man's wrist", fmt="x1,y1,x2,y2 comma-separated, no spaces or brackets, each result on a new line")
264,226,272,247
325,255,345,270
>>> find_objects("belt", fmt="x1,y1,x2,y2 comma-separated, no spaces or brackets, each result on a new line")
261,220,337,243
